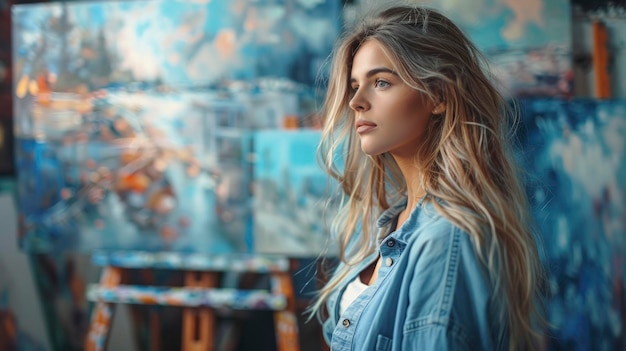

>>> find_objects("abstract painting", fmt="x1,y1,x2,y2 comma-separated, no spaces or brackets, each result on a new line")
516,98,626,350
12,0,341,254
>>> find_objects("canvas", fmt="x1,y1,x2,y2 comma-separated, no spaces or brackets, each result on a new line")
517,98,626,350
11,0,341,254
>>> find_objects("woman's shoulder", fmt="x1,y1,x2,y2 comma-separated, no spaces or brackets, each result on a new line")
403,201,488,281
405,214,474,262
407,200,471,244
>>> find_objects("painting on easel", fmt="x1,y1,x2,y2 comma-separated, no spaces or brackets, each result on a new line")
11,0,342,254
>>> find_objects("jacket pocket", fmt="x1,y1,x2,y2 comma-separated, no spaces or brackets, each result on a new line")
375,334,392,351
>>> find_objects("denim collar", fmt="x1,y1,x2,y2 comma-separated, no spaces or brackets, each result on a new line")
375,195,439,243
376,195,432,228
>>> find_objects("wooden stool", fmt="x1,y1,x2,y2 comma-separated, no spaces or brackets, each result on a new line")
84,251,300,351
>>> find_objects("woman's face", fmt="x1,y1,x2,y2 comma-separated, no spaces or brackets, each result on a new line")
349,39,434,158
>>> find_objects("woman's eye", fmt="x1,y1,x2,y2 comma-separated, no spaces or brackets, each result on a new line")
375,80,390,88
351,85,359,92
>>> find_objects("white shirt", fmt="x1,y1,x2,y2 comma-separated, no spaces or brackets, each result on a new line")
339,274,369,315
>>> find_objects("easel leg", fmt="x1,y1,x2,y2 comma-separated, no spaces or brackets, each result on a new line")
271,270,300,351
182,272,217,351
140,268,160,351
149,309,160,351
84,266,123,351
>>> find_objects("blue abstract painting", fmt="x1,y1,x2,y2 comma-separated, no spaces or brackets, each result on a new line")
11,0,341,254
413,0,573,97
517,99,626,350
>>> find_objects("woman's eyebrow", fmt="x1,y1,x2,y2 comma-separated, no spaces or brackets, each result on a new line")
350,67,397,83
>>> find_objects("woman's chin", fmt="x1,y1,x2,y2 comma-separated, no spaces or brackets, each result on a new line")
359,144,385,156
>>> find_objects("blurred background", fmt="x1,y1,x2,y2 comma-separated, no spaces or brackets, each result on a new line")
0,0,625,350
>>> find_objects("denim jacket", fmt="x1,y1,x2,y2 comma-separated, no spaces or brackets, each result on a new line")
322,197,507,350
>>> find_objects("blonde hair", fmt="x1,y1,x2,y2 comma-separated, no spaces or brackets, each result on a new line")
310,5,545,350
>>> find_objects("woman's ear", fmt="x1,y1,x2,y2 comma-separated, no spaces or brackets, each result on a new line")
432,103,446,115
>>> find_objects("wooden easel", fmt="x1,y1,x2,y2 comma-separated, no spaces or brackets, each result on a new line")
84,251,300,351
592,20,611,98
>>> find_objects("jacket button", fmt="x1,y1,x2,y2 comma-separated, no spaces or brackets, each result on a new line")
385,257,393,266
342,319,350,327
386,240,395,247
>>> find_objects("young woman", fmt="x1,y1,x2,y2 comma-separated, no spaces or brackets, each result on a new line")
309,5,545,351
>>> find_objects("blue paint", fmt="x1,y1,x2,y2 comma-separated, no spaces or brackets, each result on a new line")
517,98,626,350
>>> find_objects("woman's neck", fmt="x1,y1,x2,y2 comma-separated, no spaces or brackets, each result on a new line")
394,156,426,227
393,154,427,217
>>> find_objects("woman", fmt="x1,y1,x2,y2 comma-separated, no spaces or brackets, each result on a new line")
309,5,545,351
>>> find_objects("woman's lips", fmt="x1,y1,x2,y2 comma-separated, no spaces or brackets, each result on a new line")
356,120,377,134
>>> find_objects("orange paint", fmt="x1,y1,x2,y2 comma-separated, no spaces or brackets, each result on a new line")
118,173,151,192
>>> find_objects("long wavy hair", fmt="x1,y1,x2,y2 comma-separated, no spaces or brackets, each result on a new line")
309,5,545,350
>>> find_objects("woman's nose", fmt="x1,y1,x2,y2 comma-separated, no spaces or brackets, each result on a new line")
349,91,370,112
